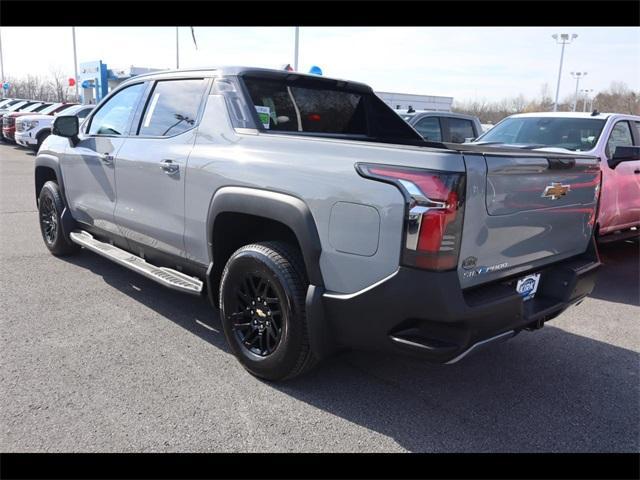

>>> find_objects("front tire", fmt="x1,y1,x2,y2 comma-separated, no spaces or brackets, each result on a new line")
38,181,79,256
219,242,317,381
35,130,50,152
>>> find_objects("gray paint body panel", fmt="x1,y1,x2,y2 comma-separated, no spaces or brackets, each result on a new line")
38,68,598,299
185,94,463,294
328,202,380,257
458,153,599,289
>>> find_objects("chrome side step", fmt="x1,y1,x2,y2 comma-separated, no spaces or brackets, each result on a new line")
69,230,203,295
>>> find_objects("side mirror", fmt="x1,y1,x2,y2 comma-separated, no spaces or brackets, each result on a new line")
608,146,640,169
52,115,79,146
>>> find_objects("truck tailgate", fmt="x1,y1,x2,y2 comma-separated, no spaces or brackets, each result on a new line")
459,153,600,289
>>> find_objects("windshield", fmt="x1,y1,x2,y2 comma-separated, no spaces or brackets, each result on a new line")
37,103,63,115
22,103,47,113
5,101,29,112
477,117,606,151
54,104,81,116
241,75,422,143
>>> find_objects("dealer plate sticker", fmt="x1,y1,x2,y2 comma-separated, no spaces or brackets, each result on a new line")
255,106,271,129
516,273,541,301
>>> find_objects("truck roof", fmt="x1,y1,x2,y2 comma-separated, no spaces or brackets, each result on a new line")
397,109,478,121
507,111,639,120
128,66,373,92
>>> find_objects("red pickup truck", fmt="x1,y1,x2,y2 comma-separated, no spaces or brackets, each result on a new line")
473,111,640,242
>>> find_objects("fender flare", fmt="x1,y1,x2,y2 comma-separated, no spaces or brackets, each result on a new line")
34,154,76,244
34,154,66,206
206,186,324,287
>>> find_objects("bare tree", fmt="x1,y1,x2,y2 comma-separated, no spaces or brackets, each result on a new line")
48,67,70,102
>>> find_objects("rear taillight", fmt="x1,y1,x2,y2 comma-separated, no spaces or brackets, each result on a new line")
356,163,466,271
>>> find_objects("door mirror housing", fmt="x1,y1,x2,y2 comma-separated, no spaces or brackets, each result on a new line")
608,146,640,169
52,115,79,146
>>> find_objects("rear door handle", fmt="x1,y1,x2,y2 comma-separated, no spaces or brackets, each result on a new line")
160,159,179,175
99,153,114,165
634,169,640,174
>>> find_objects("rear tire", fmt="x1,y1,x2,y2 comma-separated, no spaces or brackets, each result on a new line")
219,241,317,381
38,181,79,256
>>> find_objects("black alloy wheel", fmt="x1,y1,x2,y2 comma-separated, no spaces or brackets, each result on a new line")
39,195,58,245
229,272,284,357
37,181,79,256
219,242,317,381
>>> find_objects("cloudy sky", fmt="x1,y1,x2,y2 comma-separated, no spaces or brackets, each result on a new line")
1,27,638,102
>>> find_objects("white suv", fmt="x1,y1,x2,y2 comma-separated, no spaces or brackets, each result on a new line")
15,104,94,151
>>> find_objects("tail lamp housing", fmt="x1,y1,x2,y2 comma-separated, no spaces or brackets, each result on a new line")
356,163,466,271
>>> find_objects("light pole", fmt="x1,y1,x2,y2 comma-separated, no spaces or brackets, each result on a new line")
551,33,578,112
0,28,4,82
580,88,594,112
294,27,299,71
176,27,179,69
72,27,79,102
570,71,587,112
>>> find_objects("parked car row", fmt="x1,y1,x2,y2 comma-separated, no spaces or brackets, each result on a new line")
0,97,93,151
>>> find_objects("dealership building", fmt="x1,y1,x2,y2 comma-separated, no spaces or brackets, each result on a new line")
375,91,453,112
78,60,160,104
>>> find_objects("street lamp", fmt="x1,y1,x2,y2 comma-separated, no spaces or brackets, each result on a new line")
570,71,587,112
71,27,79,102
294,27,300,71
551,33,578,112
580,88,594,112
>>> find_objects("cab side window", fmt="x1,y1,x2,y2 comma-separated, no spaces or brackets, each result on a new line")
448,117,475,143
414,116,442,142
138,79,207,137
87,83,146,136
606,121,634,158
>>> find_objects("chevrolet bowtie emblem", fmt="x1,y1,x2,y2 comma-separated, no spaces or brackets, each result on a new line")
542,182,570,200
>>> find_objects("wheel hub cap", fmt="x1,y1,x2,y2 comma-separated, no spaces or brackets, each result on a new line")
229,275,283,357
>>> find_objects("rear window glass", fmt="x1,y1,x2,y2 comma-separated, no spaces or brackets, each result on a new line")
243,77,366,134
241,75,421,142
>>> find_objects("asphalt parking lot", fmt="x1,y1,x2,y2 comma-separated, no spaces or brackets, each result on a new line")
0,142,638,453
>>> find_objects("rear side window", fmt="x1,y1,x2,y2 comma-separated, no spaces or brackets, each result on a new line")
448,117,475,143
138,79,208,137
243,77,366,134
413,116,442,142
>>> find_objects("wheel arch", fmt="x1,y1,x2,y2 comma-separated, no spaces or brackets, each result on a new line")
34,155,65,207
206,187,324,290
36,128,52,142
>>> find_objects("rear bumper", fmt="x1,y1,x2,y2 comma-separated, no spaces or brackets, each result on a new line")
318,241,600,363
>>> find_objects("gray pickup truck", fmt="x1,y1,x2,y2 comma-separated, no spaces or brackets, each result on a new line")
35,67,601,380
